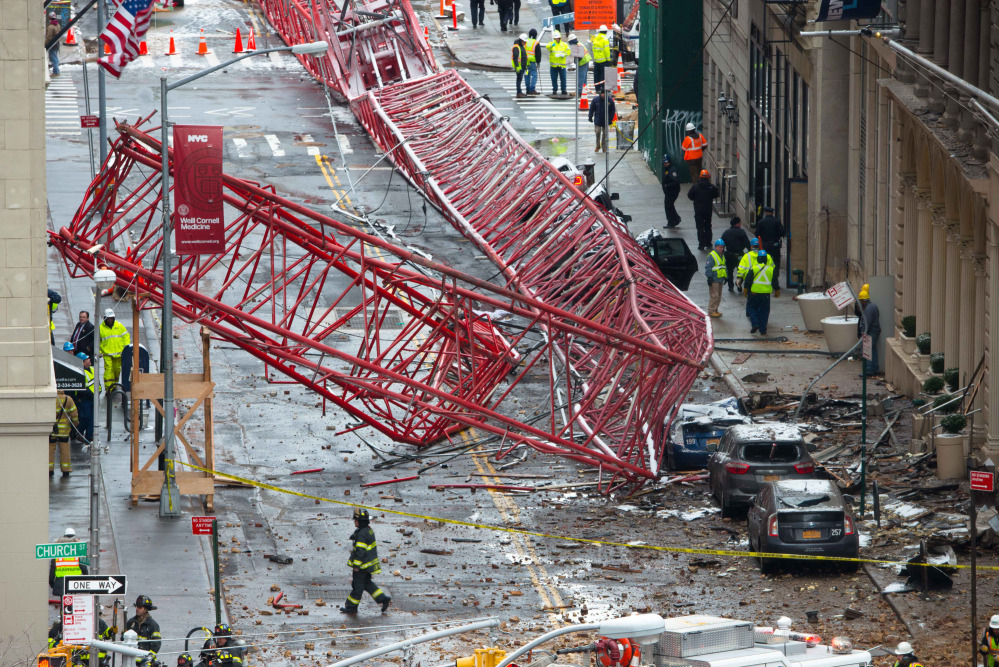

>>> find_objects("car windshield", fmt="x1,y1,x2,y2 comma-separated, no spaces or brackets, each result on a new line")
741,442,801,463
778,494,831,508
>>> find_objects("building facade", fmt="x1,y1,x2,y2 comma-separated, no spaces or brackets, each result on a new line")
0,0,56,656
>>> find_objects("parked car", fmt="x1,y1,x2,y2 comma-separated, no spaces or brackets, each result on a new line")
664,397,751,471
747,479,860,573
635,228,699,291
707,423,817,515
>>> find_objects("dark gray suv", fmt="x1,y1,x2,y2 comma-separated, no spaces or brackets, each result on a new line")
707,423,817,515
747,480,860,573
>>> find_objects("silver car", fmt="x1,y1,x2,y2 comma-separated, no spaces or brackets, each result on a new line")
708,423,818,516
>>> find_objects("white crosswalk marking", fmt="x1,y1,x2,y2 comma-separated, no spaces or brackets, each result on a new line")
301,134,321,156
232,138,251,158
484,71,587,134
46,79,80,136
336,135,353,154
264,134,285,157
204,52,221,67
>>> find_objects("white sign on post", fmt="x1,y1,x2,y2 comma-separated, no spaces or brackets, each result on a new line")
825,281,855,310
62,594,95,644
570,43,587,59
862,334,873,361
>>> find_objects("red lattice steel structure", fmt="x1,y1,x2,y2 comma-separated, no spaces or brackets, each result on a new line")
51,0,712,489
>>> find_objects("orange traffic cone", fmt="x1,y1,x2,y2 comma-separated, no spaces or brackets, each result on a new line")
165,30,178,55
138,40,148,55
246,27,257,51
233,28,244,53
103,42,111,55
196,29,210,55
579,95,589,111
64,26,78,45
616,64,624,92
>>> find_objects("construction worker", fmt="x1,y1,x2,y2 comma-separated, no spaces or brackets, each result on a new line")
99,308,130,386
568,34,590,98
856,284,881,376
705,239,727,318
546,31,571,97
548,0,571,28
744,249,775,335
340,507,392,615
681,122,708,182
525,29,541,95
892,642,923,667
754,205,784,296
661,154,681,228
48,527,88,595
721,217,752,292
980,616,999,667
590,25,611,92
737,238,760,319
48,288,61,345
588,90,616,152
686,169,719,251
512,34,528,98
469,0,484,28
50,390,79,477
201,623,244,666
125,595,162,655
46,12,61,75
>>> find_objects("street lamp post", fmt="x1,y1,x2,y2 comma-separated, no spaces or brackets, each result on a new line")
157,41,329,518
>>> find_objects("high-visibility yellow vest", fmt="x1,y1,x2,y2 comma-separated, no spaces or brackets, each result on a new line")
750,257,775,294
84,367,95,396
551,0,567,6
578,49,591,66
708,250,727,280
737,251,757,279
546,40,571,67
591,32,610,62
525,38,538,63
511,44,525,71
55,557,83,578
99,321,130,357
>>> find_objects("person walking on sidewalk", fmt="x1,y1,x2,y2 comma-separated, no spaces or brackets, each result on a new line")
525,29,541,94
855,284,881,376
568,33,590,97
125,596,162,655
549,0,572,27
744,249,775,335
588,91,616,152
590,25,611,92
496,0,513,31
661,154,681,228
681,123,707,182
546,31,571,96
512,35,528,98
340,508,392,615
687,170,719,250
470,0,485,28
512,0,521,24
99,308,130,386
46,12,61,76
49,391,79,477
755,205,784,296
721,217,751,292
705,239,727,318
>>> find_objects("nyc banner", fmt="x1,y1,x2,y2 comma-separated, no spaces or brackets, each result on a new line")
173,125,224,255
816,0,883,21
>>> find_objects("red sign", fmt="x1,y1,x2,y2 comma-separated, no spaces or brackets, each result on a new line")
80,115,100,128
574,0,615,29
173,125,225,255
191,516,215,535
970,470,995,492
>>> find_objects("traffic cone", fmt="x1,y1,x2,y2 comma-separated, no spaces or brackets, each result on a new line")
246,28,257,51
616,64,624,92
165,30,178,55
196,29,210,55
138,40,148,55
579,95,589,111
64,26,77,46
103,42,111,55
233,28,244,53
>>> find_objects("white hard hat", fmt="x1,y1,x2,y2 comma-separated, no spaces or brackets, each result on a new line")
104,308,115,318
991,615,999,629
519,33,528,40
552,29,561,38
568,33,577,41
599,24,608,31
64,527,76,538
685,122,696,132
894,642,913,656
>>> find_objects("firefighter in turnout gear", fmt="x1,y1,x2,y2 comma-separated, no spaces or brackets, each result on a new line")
50,391,79,476
125,595,162,654
981,616,999,667
340,507,391,614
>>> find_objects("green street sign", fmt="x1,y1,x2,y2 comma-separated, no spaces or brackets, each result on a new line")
35,542,87,559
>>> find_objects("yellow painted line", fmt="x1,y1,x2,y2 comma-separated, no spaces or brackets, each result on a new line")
169,459,980,571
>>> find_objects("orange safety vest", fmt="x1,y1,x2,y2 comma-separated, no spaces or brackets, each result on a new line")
55,557,83,578
682,133,707,160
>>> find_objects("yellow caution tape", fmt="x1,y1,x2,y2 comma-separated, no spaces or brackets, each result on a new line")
170,459,988,570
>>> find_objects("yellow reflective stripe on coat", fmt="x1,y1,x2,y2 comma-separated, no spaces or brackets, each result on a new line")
751,259,774,293
708,250,726,279
591,33,610,62
525,38,537,62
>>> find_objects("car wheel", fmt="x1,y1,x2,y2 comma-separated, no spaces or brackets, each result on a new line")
757,540,775,574
842,552,859,573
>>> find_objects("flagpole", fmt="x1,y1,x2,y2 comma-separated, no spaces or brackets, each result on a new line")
98,0,107,166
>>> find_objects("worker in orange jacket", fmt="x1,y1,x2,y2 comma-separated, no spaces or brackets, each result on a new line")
681,122,708,182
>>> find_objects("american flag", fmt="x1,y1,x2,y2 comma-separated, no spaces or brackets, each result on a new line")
99,0,153,78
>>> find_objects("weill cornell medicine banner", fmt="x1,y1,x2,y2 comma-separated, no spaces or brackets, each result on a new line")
815,0,882,21
173,125,225,255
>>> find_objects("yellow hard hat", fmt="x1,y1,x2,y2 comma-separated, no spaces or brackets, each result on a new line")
858,284,869,300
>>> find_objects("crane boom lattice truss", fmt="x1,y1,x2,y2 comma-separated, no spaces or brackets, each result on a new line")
50,0,712,490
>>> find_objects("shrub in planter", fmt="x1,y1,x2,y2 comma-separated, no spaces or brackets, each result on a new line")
933,393,960,414
944,367,960,391
923,376,945,394
940,413,967,434
930,353,945,374
901,316,916,338
916,332,932,355
912,398,926,408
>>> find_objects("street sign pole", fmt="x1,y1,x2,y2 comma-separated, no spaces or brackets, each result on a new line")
969,469,994,666
213,518,221,626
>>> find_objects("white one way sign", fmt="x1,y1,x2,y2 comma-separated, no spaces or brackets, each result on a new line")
64,575,127,596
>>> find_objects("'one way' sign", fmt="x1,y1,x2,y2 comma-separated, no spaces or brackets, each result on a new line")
64,575,127,596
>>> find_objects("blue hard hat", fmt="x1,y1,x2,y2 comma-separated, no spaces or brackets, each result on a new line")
713,239,725,247
750,238,760,246
757,250,767,259
76,352,88,360
662,153,672,164
63,342,74,352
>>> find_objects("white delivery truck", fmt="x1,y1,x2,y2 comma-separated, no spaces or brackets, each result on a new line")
650,616,872,667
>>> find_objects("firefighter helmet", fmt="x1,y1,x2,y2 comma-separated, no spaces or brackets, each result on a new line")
353,507,370,523
214,623,232,638
134,595,157,610
177,653,195,666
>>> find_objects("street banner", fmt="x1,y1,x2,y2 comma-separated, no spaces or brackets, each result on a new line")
62,595,95,644
574,0,614,30
173,125,225,255
816,0,882,21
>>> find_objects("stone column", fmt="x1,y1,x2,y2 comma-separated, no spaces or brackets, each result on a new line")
915,191,933,334
930,210,947,353
975,254,987,443
947,0,965,78
918,0,935,53
901,176,919,322
932,0,949,66
963,0,981,86
959,240,976,389
904,0,921,42
944,224,961,365
985,227,999,455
